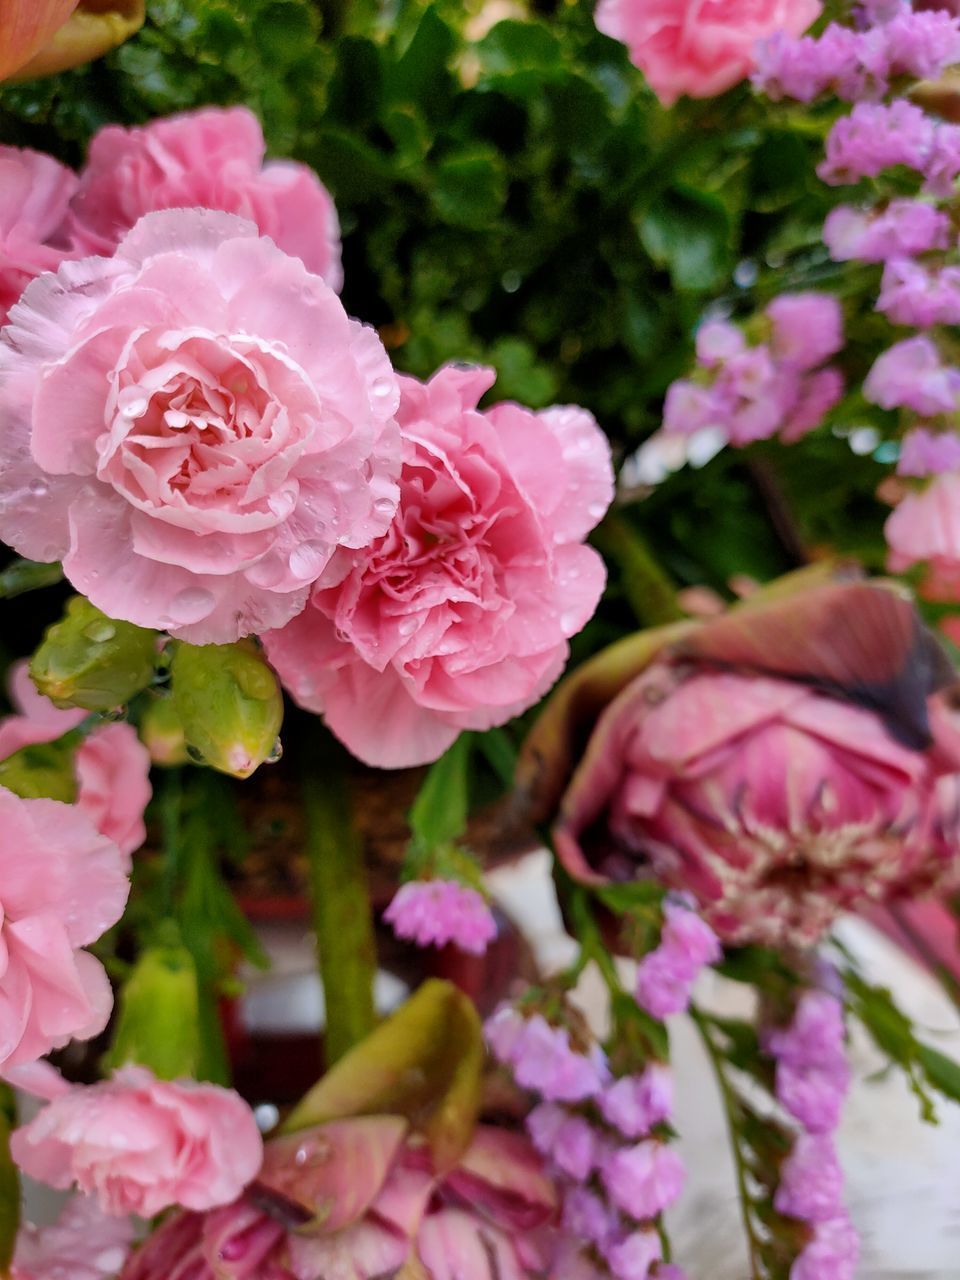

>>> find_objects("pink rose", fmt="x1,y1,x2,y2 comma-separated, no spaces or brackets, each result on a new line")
594,0,822,106
0,146,76,325
13,1196,134,1280
0,208,401,643
0,663,151,859
12,1065,264,1218
264,364,613,767
66,107,343,291
0,786,128,1067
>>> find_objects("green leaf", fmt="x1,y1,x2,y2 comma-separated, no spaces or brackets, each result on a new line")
327,35,382,125
387,5,456,117
918,1043,960,1105
638,187,732,292
475,18,562,77
431,147,508,229
251,1,318,68
104,942,204,1081
0,1085,17,1274
409,734,471,849
0,733,80,803
314,126,395,202
281,979,484,1172
0,558,63,600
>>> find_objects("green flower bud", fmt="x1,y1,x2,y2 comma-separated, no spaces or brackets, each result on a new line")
140,695,189,767
0,734,79,803
171,640,283,779
30,596,157,711
104,943,202,1081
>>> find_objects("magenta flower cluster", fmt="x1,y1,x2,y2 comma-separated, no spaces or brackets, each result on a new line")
486,1006,686,1280
662,293,845,449
634,900,722,1019
765,991,858,1280
383,879,497,955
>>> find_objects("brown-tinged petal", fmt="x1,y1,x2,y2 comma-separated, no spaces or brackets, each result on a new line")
0,0,78,80
257,1116,408,1233
443,1126,558,1232
281,980,484,1173
8,0,144,80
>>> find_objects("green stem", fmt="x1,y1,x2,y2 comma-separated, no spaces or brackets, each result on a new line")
690,1005,765,1280
302,736,377,1064
592,514,683,628
0,1083,18,1276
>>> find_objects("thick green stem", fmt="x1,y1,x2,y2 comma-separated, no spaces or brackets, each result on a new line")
0,1083,18,1276
302,737,377,1065
690,1006,765,1280
592,514,683,628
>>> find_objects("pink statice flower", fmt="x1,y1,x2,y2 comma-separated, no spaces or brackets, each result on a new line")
485,1008,610,1102
562,1186,618,1249
599,1064,674,1138
661,381,728,436
864,336,960,415
774,1133,845,1222
0,209,401,643
823,200,950,262
877,259,960,328
753,25,865,101
384,879,496,955
605,1227,662,1280
898,428,960,476
66,107,342,290
766,293,844,371
635,901,721,1018
818,100,936,185
600,1140,686,1220
766,992,851,1134
264,364,612,768
0,787,128,1068
792,1213,860,1280
12,1065,263,1217
781,367,845,443
594,0,822,107
0,662,151,860
12,1196,134,1280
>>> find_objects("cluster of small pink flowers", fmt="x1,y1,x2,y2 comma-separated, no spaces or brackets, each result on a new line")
823,199,950,263
765,991,858,1279
819,100,960,193
486,1006,685,1279
876,259,960,327
662,294,844,449
754,8,960,103
898,427,960,477
634,900,722,1019
864,335,960,417
383,878,497,955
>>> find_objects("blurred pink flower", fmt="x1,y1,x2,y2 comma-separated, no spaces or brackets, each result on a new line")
12,1065,263,1217
554,665,958,946
384,879,496,955
0,662,151,859
264,364,612,767
0,208,401,643
886,473,960,601
12,1196,134,1280
0,146,76,326
594,0,821,106
0,787,128,1067
122,1118,558,1280
66,107,342,291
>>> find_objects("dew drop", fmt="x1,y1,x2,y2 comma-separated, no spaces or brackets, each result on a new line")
587,501,608,521
397,617,418,637
373,497,396,519
28,478,48,497
501,270,521,293
560,610,580,632
371,375,394,399
83,620,116,643
265,737,283,765
169,587,216,624
288,541,327,581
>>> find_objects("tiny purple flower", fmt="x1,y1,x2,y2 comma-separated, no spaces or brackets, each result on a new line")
605,1227,663,1280
600,1064,674,1139
601,1141,686,1220
774,1133,846,1222
384,880,496,955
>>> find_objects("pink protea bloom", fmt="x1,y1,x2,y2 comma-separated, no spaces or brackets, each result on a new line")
0,146,77,326
594,0,821,106
124,1118,558,1280
547,583,960,947
12,1196,134,1280
0,209,401,643
264,364,612,768
66,107,342,291
0,787,128,1068
12,1065,263,1218
0,662,151,859
384,879,496,955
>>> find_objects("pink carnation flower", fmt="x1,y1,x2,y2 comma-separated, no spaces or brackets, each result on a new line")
594,0,822,106
264,364,612,768
12,1066,263,1218
0,209,401,643
383,879,496,955
66,107,342,291
0,663,151,859
12,1196,134,1280
0,787,128,1068
0,146,77,327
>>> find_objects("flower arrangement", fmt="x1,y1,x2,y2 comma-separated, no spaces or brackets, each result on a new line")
2,0,960,1277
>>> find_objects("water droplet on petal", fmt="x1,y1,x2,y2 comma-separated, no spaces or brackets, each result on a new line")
373,497,396,520
264,737,283,765
288,541,328,581
169,587,216,624
372,375,394,399
28,478,48,497
587,501,607,520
